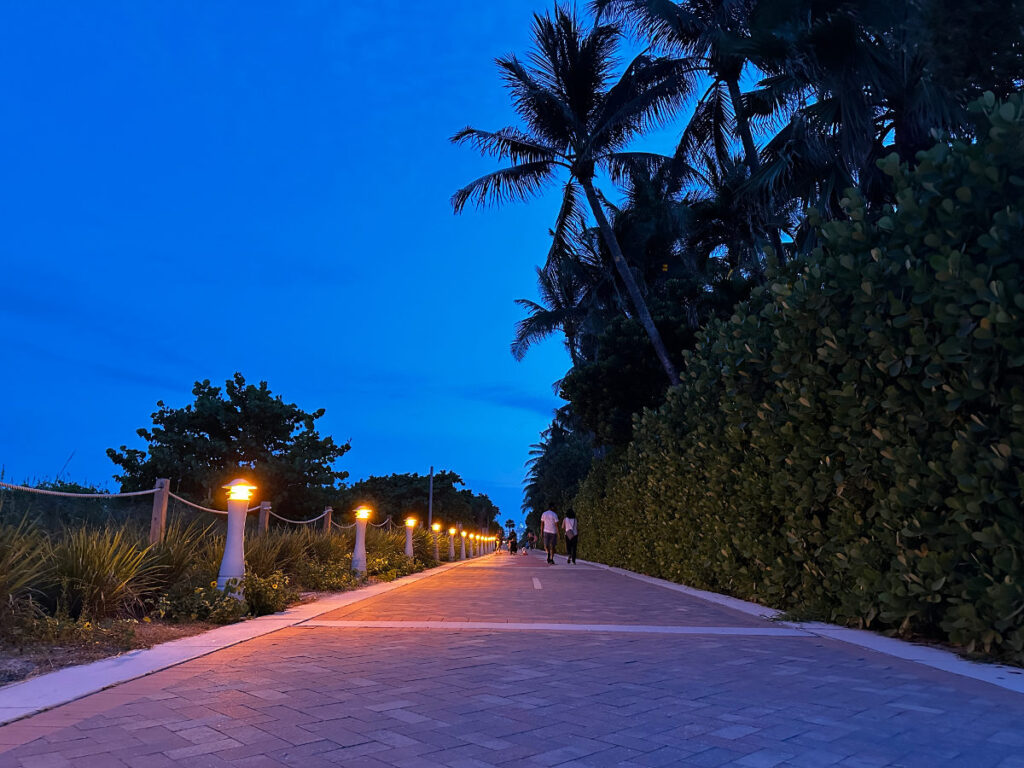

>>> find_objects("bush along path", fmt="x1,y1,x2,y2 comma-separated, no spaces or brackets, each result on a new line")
0,521,445,684
575,93,1024,664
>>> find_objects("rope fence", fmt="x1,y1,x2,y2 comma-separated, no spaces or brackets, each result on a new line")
269,508,331,525
2,480,443,552
0,480,156,499
1,476,498,588
168,491,226,515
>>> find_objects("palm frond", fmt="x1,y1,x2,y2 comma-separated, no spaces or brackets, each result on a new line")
601,151,672,185
593,54,698,149
451,161,558,213
496,54,580,147
591,0,699,54
531,7,621,124
449,126,559,165
546,180,588,267
676,79,736,170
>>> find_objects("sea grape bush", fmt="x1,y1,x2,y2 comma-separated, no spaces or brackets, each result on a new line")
576,93,1024,661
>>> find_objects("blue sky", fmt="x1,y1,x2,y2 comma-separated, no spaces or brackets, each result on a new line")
0,0,583,521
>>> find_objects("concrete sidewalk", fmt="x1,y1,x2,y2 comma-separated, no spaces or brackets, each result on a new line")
1,551,1023,767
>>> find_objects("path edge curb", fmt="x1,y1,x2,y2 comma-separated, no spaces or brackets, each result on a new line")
568,553,1024,695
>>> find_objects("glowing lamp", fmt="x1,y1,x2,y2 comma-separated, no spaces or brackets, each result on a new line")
405,517,417,528
223,478,256,502
355,506,372,520
460,530,467,537
217,479,256,595
448,527,456,535
431,523,441,532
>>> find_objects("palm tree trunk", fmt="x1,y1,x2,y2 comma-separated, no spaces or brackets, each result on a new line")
727,77,760,173
579,178,678,385
727,77,786,266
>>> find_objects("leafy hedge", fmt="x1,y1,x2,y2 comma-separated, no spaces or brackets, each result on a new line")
576,93,1024,660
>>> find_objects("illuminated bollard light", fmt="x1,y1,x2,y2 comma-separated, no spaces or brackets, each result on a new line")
431,522,441,561
353,506,371,575
448,527,456,560
460,529,467,560
405,516,417,558
218,479,256,596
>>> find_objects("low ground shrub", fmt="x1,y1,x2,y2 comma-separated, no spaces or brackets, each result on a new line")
24,615,138,651
294,556,361,591
242,570,297,616
154,580,248,624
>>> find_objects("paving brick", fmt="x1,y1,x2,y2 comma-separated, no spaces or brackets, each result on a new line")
1,554,1023,768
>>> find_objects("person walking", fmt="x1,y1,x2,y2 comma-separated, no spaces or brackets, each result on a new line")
562,509,579,564
540,508,559,564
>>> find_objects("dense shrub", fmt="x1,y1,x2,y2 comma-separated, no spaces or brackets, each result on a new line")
576,93,1024,661
242,570,298,616
154,580,247,624
364,528,429,580
294,557,360,591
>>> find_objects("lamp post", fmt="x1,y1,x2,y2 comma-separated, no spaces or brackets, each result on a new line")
431,522,441,561
404,517,417,558
448,527,456,560
353,506,371,575
217,479,256,595
460,529,467,560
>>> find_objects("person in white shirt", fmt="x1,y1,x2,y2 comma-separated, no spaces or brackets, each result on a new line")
540,508,559,564
562,509,578,564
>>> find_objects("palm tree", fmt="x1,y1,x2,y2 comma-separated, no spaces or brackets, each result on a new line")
451,5,696,384
594,0,792,263
742,0,968,214
512,257,591,366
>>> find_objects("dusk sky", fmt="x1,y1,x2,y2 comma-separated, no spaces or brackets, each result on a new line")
0,1,581,522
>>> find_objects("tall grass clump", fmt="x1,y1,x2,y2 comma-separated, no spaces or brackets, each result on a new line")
0,519,51,624
147,518,216,587
50,528,164,619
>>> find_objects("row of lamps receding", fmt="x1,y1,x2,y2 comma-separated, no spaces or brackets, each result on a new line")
218,479,496,596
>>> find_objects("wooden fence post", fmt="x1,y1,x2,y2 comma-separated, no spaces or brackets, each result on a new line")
322,506,332,533
149,478,170,545
258,501,271,533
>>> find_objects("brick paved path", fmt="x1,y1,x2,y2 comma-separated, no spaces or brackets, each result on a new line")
2,552,1023,767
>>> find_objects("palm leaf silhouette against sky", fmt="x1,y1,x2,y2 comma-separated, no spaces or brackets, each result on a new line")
451,4,698,384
